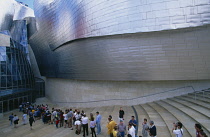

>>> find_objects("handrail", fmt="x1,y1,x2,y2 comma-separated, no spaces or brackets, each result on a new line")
55,86,195,104
194,88,210,100
194,91,204,100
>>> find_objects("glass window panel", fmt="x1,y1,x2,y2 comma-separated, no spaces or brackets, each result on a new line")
2,55,6,61
23,54,27,63
11,54,16,64
0,54,4,61
12,65,17,75
6,53,12,64
17,71,21,80
6,47,10,52
12,76,18,87
22,65,25,75
22,54,26,64
6,64,12,75
20,54,24,65
1,76,6,87
18,79,22,87
7,75,12,87
1,63,7,75
10,48,15,53
19,54,23,65
15,54,20,64
0,47,6,52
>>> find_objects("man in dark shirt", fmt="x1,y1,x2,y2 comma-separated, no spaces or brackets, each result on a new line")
119,107,125,121
149,121,156,137
9,113,14,126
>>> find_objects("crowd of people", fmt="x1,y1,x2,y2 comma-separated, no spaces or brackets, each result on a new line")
8,104,208,137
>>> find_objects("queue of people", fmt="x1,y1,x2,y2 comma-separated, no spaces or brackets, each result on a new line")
9,103,48,129
8,105,208,137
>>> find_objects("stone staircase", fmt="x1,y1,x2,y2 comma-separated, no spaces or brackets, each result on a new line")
0,88,209,137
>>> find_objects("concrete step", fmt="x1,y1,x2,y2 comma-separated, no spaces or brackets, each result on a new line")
176,96,210,109
194,92,210,99
148,102,191,137
164,99,210,135
173,97,210,119
156,100,195,136
147,102,173,137
133,105,150,136
140,103,171,137
1,88,210,137
186,94,210,104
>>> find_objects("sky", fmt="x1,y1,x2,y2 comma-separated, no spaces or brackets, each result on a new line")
16,0,34,9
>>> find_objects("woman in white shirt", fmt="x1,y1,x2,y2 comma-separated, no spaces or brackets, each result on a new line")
22,112,27,125
75,118,82,135
63,111,68,128
13,115,19,128
172,122,183,137
128,123,135,137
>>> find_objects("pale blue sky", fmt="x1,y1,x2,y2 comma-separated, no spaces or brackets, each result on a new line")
16,0,34,9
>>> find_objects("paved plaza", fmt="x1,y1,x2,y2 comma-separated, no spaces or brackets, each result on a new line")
1,90,210,137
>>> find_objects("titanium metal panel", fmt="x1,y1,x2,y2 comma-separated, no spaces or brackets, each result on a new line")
30,25,210,81
13,2,35,20
0,33,10,47
0,0,34,32
0,0,14,31
26,17,37,39
29,0,210,81
33,0,210,50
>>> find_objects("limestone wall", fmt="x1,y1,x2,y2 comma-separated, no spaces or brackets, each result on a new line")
45,78,210,108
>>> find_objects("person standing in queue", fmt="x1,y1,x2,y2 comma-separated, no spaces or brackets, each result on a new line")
119,107,125,121
107,117,117,137
96,111,102,135
29,115,35,130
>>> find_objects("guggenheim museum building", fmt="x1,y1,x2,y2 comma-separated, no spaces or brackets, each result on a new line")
0,0,210,108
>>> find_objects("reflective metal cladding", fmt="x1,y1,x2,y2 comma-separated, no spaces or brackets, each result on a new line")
0,0,34,31
30,0,210,81
32,0,210,49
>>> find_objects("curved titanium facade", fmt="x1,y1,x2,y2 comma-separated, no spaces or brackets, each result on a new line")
30,0,210,81
33,0,210,49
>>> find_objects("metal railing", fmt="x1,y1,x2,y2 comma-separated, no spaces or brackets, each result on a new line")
194,88,210,100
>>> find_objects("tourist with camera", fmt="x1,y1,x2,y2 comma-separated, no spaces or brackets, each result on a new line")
172,122,183,137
